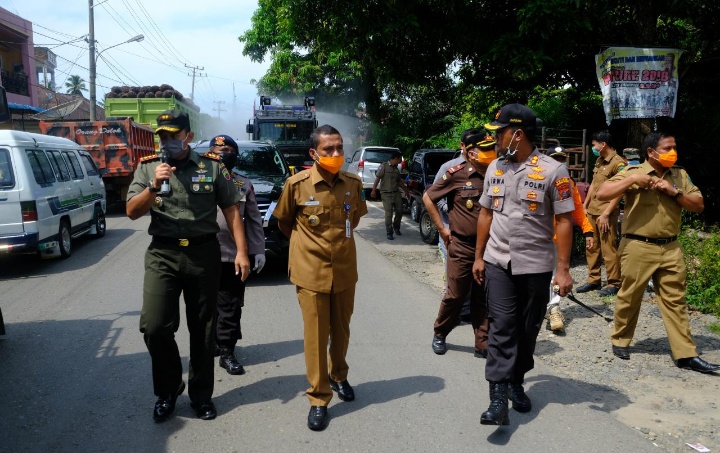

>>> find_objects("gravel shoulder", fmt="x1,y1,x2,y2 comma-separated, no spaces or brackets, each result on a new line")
358,200,720,453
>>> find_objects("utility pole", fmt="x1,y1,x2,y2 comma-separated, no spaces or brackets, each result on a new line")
88,0,97,120
213,100,226,119
185,64,204,99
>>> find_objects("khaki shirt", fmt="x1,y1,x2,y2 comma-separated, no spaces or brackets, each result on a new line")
127,150,239,238
376,161,401,192
424,161,483,238
607,162,701,237
586,151,626,215
479,149,575,274
273,165,368,293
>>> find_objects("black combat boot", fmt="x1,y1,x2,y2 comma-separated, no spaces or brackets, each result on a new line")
480,381,510,425
219,345,245,375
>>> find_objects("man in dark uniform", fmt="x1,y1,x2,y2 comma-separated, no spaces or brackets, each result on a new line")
127,111,251,423
596,131,719,373
472,104,575,426
423,133,495,358
208,135,266,376
273,125,368,431
371,150,409,240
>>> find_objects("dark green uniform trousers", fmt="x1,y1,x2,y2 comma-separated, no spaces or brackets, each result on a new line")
139,240,221,403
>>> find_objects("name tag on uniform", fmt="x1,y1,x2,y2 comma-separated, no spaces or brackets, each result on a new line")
304,200,320,206
346,218,352,238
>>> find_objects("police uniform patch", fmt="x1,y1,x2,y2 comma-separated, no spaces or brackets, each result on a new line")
530,155,539,165
527,191,537,200
531,166,545,173
529,202,538,211
555,177,571,200
493,197,501,209
528,173,545,180
617,164,626,172
492,186,500,194
447,163,465,174
494,169,504,176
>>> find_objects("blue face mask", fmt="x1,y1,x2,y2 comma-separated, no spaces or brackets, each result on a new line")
591,147,601,157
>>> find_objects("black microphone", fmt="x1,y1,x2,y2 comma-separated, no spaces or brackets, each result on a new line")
160,149,170,194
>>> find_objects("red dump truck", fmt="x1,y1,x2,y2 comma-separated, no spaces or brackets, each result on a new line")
39,118,156,203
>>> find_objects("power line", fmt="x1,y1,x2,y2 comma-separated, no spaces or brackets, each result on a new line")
132,0,191,66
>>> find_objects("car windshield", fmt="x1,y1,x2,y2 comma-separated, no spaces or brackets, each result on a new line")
424,152,456,176
364,149,399,163
235,145,288,176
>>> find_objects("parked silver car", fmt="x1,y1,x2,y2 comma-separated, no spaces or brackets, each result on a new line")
344,146,404,190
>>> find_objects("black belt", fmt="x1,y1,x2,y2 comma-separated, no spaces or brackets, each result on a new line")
623,234,677,245
451,231,477,243
152,234,217,247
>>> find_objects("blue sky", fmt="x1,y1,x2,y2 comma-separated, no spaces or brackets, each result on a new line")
0,0,270,129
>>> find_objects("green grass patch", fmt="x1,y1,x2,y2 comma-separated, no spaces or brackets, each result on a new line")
707,322,720,335
679,224,720,317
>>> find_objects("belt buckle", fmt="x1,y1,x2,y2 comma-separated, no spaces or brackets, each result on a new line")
178,238,189,247
657,238,669,245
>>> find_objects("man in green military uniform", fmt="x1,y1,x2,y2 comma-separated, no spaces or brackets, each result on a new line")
126,110,251,423
371,150,409,240
596,131,719,373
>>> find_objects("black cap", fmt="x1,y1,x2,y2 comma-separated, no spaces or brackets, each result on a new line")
623,148,640,159
485,103,537,131
463,133,496,150
209,134,238,151
547,146,567,158
155,110,190,134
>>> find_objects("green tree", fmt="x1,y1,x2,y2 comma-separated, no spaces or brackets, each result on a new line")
65,75,87,95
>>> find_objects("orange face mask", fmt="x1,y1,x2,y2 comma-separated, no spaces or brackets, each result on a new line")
653,149,678,168
315,155,344,174
474,150,497,165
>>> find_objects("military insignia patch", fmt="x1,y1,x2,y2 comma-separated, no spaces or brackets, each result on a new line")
530,156,539,165
466,199,474,209
221,165,231,180
192,184,200,191
527,191,537,200
555,177,571,200
492,186,500,194
528,173,545,180
531,166,545,173
494,169,504,176
529,202,538,211
140,154,160,162
493,197,501,209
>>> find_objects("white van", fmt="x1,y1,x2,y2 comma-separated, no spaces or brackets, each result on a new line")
0,130,106,259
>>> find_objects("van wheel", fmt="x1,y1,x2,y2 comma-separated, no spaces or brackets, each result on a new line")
91,206,106,238
419,209,439,245
58,220,72,258
410,198,421,222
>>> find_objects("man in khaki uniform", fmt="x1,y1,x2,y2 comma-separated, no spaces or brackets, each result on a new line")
579,130,625,296
371,150,409,240
596,131,719,373
273,124,368,431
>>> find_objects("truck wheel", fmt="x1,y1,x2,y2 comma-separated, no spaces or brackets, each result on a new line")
419,209,439,245
91,206,106,238
59,220,72,259
410,198,421,222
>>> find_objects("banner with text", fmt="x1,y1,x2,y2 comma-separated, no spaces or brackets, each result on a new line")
595,47,681,124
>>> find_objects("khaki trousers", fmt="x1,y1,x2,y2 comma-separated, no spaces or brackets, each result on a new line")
297,285,355,406
585,212,621,287
611,238,697,359
381,191,403,232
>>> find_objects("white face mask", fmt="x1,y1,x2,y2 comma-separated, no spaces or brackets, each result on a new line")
499,130,520,161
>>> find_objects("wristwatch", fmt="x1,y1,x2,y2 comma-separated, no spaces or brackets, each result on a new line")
674,190,683,199
148,180,160,193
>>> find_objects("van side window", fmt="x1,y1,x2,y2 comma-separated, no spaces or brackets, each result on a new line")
0,148,15,188
63,150,85,180
47,150,71,181
25,149,56,184
80,154,99,176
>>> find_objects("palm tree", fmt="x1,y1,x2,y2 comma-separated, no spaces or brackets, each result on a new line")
65,75,87,95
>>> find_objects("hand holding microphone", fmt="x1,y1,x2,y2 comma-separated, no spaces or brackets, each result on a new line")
160,149,171,194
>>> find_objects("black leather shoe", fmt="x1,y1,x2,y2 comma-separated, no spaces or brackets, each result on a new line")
481,382,509,425
329,377,355,401
387,232,394,240
576,282,602,293
394,229,402,236
307,406,329,431
152,381,185,423
432,334,447,355
597,285,619,296
219,348,245,375
474,349,488,359
612,345,630,360
509,383,532,413
676,356,720,374
191,400,217,420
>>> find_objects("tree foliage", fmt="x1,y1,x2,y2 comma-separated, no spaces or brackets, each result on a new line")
64,75,87,95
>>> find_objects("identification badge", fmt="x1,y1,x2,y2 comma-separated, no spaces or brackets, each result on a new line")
346,218,352,238
305,201,320,206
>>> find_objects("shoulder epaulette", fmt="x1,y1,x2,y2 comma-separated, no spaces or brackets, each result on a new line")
201,152,222,161
341,171,362,181
289,170,311,185
447,163,466,174
140,154,160,163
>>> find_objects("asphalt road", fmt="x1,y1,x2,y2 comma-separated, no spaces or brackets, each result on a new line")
0,206,659,452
